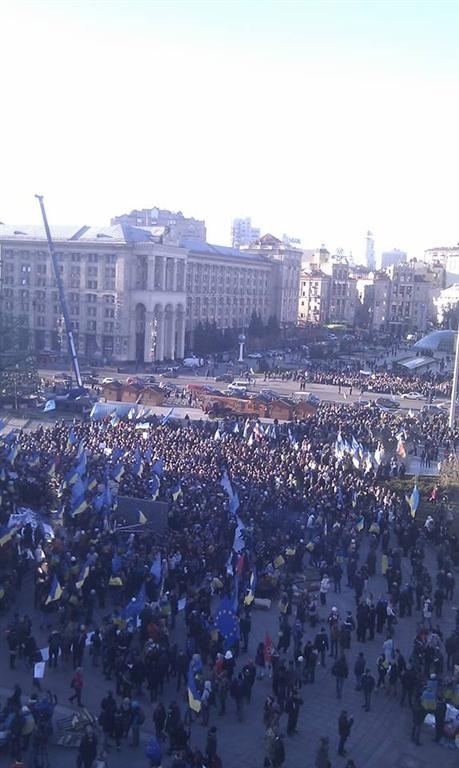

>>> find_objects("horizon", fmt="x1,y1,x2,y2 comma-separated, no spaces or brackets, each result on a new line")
1,0,458,261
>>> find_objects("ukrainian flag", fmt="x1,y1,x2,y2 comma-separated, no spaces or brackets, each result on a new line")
135,510,147,525
150,474,159,500
72,497,88,516
0,526,17,547
244,567,257,606
356,517,365,532
273,555,285,569
88,477,98,491
7,444,18,464
188,661,202,713
406,484,420,518
133,448,144,478
76,560,90,590
109,575,123,587
67,429,77,449
45,575,63,604
171,482,182,502
112,464,124,482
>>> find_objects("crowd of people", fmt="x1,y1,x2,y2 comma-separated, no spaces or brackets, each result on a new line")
0,393,458,767
263,360,452,400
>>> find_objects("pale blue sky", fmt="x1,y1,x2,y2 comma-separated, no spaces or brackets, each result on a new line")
1,0,458,260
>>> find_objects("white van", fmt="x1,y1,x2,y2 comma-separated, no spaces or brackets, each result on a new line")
183,357,201,368
227,380,249,395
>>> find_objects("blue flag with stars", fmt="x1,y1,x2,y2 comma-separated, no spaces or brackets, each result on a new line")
214,594,240,650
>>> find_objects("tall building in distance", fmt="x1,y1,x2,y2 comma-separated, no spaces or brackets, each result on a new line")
231,217,260,249
365,230,375,270
380,248,407,270
111,206,206,242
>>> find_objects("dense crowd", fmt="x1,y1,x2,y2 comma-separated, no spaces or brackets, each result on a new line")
263,360,452,399
0,400,459,767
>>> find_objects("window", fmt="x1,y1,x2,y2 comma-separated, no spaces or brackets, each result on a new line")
104,307,115,318
104,321,114,332
87,320,97,331
36,316,45,327
88,254,99,263
86,294,97,303
87,279,98,289
88,306,97,317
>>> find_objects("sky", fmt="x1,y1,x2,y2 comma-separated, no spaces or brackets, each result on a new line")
1,0,458,261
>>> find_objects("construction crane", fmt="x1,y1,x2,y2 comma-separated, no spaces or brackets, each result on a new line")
35,195,83,388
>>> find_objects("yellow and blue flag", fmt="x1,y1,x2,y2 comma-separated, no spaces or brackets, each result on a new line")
67,429,77,449
135,509,147,525
356,517,365,532
171,482,182,502
149,474,159,500
45,575,63,604
187,659,202,713
406,484,420,517
123,583,146,620
133,447,144,478
72,497,88,517
112,463,124,482
76,559,90,590
244,567,257,606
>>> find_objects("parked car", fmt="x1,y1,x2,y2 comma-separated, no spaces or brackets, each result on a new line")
375,397,400,411
215,374,234,383
160,369,179,379
399,391,424,400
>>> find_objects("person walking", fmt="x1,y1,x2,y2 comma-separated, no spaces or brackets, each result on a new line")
315,736,330,768
78,726,98,768
69,667,84,707
361,668,375,712
332,653,349,700
338,710,354,757
354,652,365,691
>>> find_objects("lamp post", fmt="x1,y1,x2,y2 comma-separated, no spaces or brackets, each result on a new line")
449,330,459,429
238,333,246,363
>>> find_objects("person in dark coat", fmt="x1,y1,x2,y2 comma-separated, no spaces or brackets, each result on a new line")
434,698,447,743
78,726,98,768
338,710,353,756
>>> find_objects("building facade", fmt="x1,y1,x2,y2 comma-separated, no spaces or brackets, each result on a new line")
231,217,260,249
435,283,459,324
298,269,330,324
111,207,206,242
424,245,459,286
246,234,302,326
328,263,358,325
0,224,299,362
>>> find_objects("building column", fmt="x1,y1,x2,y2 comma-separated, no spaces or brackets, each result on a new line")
176,310,185,359
160,257,167,291
147,255,156,291
169,310,177,360
155,309,165,361
172,259,178,291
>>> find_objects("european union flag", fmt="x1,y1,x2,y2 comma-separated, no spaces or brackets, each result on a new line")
214,595,240,650
123,583,146,620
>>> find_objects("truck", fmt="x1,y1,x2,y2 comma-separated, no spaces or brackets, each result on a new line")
200,392,318,421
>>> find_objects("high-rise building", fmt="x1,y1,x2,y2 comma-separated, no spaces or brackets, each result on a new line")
231,217,260,249
365,230,375,270
380,248,406,270
111,206,206,242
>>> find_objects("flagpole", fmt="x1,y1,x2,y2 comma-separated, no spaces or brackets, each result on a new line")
449,330,459,429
